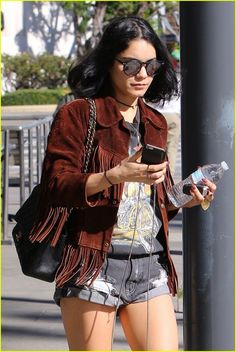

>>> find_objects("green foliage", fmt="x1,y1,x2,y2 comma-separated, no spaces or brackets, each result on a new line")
2,53,40,90
105,1,160,21
105,1,139,19
37,54,71,88
2,53,72,91
62,1,92,34
105,2,164,35
61,1,174,58
2,88,69,106
165,1,179,14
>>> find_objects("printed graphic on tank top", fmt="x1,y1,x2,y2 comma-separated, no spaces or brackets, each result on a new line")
109,108,164,257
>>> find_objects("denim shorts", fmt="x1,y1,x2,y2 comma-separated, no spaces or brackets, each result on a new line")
54,253,170,307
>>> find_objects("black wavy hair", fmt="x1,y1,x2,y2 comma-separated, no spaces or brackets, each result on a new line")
68,16,179,105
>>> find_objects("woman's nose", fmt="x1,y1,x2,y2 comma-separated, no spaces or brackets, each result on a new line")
136,65,148,78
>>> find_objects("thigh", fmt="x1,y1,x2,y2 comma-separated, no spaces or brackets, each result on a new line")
60,297,116,351
119,294,178,351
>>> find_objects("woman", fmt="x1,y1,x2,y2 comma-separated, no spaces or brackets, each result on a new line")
34,16,216,350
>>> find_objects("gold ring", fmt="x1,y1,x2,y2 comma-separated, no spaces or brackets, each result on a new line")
201,199,211,211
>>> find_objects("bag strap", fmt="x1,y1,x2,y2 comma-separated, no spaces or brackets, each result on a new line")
83,98,97,173
54,94,96,173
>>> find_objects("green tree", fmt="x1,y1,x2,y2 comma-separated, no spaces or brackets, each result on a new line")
61,1,179,59
62,1,109,58
2,53,71,91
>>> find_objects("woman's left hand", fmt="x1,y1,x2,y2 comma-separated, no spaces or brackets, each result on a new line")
184,178,217,209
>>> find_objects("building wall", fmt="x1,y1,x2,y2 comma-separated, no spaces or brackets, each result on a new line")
1,2,23,55
1,1,75,57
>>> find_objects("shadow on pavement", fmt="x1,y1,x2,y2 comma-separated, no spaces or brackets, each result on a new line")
4,311,61,321
2,296,54,304
2,325,65,339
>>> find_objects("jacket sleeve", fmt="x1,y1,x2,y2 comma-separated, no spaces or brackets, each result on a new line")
40,101,101,208
163,164,179,221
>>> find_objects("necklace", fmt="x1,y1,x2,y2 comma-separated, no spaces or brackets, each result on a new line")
115,98,138,109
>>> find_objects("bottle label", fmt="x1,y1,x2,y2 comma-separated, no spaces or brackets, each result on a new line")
191,169,204,184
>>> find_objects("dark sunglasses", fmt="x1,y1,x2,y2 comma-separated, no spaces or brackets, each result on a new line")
115,57,164,77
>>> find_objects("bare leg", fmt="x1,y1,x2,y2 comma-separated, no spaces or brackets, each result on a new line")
60,297,116,351
119,294,178,351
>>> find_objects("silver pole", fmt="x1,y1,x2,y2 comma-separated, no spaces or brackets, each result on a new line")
28,128,33,193
19,130,25,205
2,130,10,242
180,2,234,350
36,125,42,184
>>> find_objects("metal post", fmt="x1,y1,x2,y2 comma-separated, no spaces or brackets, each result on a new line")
19,130,25,205
36,125,42,183
180,2,234,350
43,123,49,151
2,130,10,243
28,128,33,193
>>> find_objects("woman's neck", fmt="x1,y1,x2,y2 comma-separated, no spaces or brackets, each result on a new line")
120,109,138,123
114,95,138,109
113,94,138,122
115,98,138,110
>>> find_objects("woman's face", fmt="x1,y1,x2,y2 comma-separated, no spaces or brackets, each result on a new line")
109,38,156,101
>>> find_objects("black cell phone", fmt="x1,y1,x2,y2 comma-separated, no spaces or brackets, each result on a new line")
183,183,209,197
141,144,166,165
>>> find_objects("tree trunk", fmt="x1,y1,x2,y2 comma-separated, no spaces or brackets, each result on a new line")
87,2,107,50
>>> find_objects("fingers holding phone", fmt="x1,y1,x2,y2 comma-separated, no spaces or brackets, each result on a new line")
140,144,167,185
114,144,167,185
145,162,168,184
141,144,166,165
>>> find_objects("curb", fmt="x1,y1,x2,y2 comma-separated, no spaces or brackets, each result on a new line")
2,105,57,114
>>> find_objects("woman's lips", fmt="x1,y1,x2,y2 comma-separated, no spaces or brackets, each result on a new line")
131,84,147,89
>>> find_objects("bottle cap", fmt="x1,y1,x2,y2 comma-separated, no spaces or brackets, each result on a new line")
221,161,229,170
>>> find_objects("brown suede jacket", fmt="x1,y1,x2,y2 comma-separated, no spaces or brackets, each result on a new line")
31,96,178,294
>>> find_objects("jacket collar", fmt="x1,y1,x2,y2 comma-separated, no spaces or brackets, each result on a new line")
95,96,123,127
139,99,166,129
95,96,166,129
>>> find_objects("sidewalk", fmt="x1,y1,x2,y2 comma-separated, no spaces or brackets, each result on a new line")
2,105,56,115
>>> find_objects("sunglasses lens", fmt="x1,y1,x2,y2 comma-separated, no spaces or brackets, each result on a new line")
121,59,163,76
146,59,162,76
124,60,140,76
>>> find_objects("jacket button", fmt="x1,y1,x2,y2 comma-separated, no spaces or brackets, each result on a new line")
104,242,109,247
112,200,117,205
161,203,165,208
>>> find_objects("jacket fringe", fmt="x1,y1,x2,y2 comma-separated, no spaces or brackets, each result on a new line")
167,255,178,295
91,145,124,200
29,207,70,247
55,244,105,287
28,145,125,287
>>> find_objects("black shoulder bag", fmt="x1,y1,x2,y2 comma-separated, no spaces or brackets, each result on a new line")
12,98,97,282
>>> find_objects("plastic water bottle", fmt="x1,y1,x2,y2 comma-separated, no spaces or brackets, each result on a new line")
167,161,229,207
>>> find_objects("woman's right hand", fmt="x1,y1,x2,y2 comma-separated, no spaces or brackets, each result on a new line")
108,149,168,185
